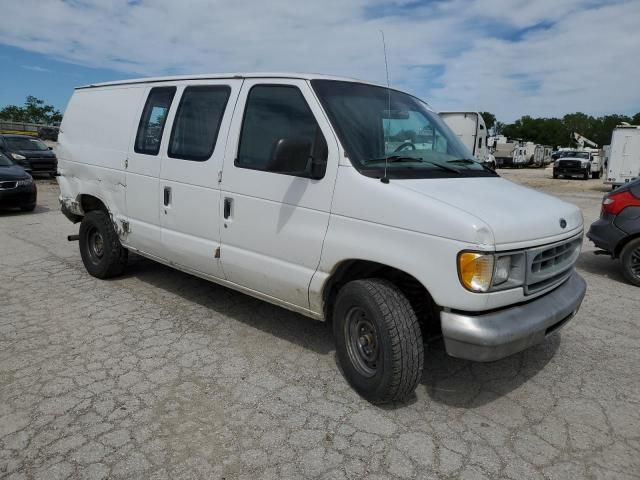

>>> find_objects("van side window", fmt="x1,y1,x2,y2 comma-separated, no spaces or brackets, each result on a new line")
134,87,176,155
236,85,327,175
169,86,231,161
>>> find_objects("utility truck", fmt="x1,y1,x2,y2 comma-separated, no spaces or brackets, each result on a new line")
57,72,586,403
605,125,640,187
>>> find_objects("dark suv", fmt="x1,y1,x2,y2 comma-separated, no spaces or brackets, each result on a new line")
587,178,640,286
0,134,57,176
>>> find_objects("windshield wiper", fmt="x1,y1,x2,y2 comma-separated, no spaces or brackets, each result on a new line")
447,158,497,174
368,156,461,173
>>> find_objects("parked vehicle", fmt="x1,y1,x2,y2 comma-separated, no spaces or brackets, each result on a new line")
57,73,587,403
439,112,494,168
38,126,59,141
511,143,532,167
533,145,553,167
588,177,640,286
604,125,640,187
493,139,517,167
553,151,593,179
0,151,37,211
0,134,58,176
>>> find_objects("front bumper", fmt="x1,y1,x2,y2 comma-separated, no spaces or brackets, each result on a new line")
441,272,586,362
0,184,37,208
554,167,588,177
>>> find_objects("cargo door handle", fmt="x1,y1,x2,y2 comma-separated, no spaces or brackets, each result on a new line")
223,197,232,219
164,186,171,206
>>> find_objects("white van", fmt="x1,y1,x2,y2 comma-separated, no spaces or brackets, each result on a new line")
58,73,586,403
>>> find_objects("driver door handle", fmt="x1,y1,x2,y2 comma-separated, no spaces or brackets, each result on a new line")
224,197,232,219
163,186,171,206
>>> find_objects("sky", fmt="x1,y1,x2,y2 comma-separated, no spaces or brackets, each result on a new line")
1,0,639,122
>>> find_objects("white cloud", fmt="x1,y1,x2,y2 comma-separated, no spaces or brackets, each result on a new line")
2,0,639,120
21,65,51,72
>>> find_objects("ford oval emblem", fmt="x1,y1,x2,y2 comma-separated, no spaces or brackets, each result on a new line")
560,218,567,229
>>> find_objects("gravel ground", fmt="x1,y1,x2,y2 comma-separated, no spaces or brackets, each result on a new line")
0,167,638,480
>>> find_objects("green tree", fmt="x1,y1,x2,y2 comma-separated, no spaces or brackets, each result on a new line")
479,111,496,131
0,96,62,124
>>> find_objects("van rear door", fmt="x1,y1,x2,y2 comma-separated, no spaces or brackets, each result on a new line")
158,80,242,278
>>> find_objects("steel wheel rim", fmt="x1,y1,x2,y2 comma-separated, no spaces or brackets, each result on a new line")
630,247,640,277
344,306,379,378
87,227,105,264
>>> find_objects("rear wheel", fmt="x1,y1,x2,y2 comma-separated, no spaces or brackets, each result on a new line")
591,171,600,179
620,238,640,287
333,279,424,403
79,210,128,279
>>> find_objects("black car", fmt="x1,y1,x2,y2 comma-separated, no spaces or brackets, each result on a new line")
38,126,59,141
0,134,57,176
0,151,37,211
587,178,640,286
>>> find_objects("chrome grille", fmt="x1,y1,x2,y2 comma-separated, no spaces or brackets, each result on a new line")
525,235,582,294
0,181,17,190
558,160,581,169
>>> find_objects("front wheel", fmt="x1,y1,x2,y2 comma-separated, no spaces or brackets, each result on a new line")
333,279,424,403
620,238,640,287
79,210,128,279
553,170,559,179
583,169,590,180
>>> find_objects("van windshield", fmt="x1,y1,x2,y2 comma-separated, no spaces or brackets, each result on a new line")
311,80,496,179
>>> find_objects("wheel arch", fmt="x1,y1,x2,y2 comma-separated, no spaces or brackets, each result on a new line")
321,259,440,335
615,232,640,258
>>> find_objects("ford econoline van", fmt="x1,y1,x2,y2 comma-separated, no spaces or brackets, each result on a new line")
57,73,587,403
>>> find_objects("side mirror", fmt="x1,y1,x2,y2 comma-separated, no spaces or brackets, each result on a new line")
269,137,325,179
49,146,53,150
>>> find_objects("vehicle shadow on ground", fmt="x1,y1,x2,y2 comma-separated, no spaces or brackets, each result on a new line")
576,250,628,285
0,205,51,216
122,253,561,409
122,254,334,356
415,335,560,408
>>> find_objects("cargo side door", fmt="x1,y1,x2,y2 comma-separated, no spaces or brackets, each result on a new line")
125,86,177,257
158,80,242,278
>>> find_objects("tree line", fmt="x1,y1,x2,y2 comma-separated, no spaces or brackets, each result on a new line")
480,111,640,148
0,96,63,125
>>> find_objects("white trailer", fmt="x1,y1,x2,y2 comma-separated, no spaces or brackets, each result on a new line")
605,125,640,186
439,112,492,167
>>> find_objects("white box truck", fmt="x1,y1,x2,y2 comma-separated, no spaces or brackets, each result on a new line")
57,73,586,403
605,125,640,187
439,112,493,168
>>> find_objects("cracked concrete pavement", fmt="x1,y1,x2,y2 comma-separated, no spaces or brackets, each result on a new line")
1,170,639,479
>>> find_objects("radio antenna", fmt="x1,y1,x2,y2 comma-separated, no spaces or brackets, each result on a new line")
380,30,391,184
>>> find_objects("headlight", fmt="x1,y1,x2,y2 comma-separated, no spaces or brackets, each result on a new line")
11,153,26,160
554,160,560,167
16,177,33,186
458,251,526,293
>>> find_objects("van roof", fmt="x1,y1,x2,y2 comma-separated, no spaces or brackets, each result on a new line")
76,72,380,90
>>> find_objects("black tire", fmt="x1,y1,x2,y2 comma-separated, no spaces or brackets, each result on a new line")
553,170,559,179
591,171,600,179
20,203,36,212
620,238,640,287
583,169,590,180
79,210,128,279
333,279,424,403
